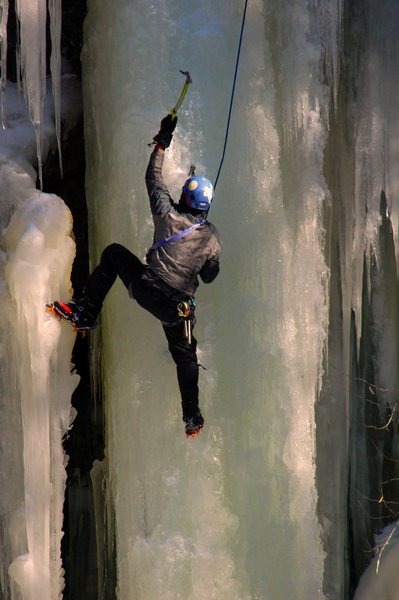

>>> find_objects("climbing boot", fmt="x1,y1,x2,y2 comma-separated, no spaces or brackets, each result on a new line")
183,411,204,438
47,299,97,332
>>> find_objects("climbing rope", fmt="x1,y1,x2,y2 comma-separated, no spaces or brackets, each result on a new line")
213,0,249,190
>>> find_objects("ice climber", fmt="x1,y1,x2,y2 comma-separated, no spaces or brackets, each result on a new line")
49,115,221,437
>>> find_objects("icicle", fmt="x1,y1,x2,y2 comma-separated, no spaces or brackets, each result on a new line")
0,0,63,186
0,0,9,128
49,0,63,178
15,0,47,189
15,12,22,94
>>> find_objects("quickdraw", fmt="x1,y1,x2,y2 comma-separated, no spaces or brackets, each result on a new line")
177,298,196,343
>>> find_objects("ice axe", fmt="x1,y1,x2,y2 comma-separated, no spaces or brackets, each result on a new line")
170,70,192,119
148,70,192,147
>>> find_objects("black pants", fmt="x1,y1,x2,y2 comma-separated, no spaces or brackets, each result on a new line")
84,243,199,419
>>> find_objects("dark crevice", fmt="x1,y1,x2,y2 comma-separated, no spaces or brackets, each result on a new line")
41,2,108,598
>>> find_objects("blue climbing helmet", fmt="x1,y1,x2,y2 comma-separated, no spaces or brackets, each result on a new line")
183,176,214,211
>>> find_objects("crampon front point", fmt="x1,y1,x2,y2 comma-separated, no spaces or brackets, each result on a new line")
185,428,202,439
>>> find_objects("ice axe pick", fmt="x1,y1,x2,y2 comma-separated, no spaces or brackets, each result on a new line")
170,70,192,119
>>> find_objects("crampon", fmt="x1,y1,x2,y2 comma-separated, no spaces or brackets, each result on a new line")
46,301,97,336
184,412,204,438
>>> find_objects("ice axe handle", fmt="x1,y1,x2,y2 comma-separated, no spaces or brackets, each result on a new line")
170,70,192,118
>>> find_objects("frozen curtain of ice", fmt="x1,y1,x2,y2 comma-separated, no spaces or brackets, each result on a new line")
0,1,78,599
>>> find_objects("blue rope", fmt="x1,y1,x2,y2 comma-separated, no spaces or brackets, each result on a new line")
213,0,249,190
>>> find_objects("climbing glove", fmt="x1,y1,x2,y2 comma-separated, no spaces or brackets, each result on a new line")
153,114,177,148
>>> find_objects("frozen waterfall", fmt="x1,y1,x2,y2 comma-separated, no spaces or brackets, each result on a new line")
82,0,330,598
1,0,399,599
0,84,79,598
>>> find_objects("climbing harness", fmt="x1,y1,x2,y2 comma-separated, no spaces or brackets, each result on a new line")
213,0,248,190
149,217,207,252
141,269,196,341
140,269,183,302
170,70,192,118
177,298,196,344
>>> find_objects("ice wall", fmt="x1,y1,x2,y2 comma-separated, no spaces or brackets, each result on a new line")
82,1,341,597
0,1,83,595
0,82,79,599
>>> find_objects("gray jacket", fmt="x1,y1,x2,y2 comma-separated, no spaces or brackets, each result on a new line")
145,148,221,297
